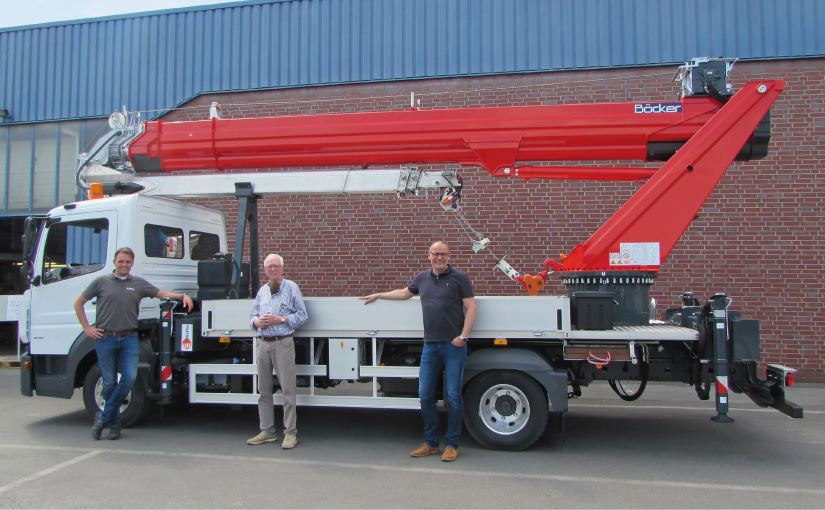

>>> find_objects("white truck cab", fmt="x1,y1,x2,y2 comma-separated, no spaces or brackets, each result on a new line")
19,194,224,397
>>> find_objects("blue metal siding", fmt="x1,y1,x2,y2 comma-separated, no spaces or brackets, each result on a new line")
1,0,824,124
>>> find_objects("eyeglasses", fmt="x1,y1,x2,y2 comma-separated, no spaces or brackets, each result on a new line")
429,252,449,258
264,264,282,270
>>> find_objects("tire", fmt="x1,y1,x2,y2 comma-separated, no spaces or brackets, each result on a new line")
463,371,549,451
82,363,151,427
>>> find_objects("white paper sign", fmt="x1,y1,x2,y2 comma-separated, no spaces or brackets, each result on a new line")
3,295,23,321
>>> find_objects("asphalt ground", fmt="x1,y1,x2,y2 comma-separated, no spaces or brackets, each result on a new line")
0,368,823,509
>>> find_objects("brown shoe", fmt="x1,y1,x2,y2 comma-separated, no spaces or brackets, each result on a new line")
441,447,458,462
410,443,440,457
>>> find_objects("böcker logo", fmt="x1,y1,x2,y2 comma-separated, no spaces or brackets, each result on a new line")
634,102,682,114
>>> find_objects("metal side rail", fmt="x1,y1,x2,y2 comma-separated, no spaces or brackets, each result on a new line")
188,335,422,409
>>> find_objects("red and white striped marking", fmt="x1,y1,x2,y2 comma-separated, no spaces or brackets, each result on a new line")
716,375,729,404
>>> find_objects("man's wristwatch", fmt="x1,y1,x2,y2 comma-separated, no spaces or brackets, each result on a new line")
460,336,469,343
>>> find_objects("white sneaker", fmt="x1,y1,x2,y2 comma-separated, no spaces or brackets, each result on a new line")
247,431,277,445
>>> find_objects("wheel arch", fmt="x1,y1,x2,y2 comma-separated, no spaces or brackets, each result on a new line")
465,348,568,413
68,334,97,390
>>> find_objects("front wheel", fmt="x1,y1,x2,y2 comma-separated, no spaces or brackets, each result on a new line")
464,371,549,451
82,364,151,427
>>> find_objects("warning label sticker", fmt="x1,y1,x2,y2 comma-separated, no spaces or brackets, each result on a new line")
609,243,660,266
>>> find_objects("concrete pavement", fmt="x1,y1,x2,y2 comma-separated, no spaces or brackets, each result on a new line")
1,369,823,508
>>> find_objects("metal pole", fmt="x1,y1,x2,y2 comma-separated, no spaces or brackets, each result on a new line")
710,293,734,423
158,299,178,406
231,182,258,299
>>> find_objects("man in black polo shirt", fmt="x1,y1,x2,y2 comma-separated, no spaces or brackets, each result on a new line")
74,247,193,440
361,240,477,462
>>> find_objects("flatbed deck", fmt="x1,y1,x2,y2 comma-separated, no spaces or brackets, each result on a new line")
201,296,697,342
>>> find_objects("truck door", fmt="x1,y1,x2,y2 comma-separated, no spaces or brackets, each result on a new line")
28,211,117,355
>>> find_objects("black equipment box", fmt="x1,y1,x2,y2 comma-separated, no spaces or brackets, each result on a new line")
572,291,614,330
197,259,250,299
731,318,760,361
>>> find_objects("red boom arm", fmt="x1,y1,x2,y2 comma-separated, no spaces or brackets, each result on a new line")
129,98,724,175
555,79,784,274
124,76,783,289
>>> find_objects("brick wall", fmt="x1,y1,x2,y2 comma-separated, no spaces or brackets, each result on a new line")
164,58,825,382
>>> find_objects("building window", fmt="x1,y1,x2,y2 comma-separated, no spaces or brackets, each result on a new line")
0,118,108,215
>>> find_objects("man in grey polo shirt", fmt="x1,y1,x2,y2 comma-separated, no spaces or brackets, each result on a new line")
74,247,193,440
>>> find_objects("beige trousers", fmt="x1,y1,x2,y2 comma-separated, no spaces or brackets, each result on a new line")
256,336,297,436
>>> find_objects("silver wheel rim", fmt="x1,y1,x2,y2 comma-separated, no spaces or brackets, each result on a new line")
477,383,530,435
94,374,132,414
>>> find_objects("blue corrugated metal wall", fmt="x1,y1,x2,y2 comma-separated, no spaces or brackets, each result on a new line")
1,0,823,124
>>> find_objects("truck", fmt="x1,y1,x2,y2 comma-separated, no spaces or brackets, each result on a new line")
19,58,802,451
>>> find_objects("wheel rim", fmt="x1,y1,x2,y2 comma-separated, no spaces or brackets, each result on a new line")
477,383,531,435
94,374,132,413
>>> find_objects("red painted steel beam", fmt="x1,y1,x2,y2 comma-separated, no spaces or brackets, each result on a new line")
555,79,784,273
516,166,657,181
128,98,722,175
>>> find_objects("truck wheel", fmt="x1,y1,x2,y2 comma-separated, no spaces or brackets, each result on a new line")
464,371,548,451
82,364,150,427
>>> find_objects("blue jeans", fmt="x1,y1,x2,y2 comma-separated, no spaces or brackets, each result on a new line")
94,333,139,428
419,341,467,449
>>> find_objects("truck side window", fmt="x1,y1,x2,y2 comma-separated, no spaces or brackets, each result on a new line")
144,224,184,259
189,232,221,261
41,219,108,284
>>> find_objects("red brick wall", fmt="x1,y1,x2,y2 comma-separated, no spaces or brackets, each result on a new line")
165,58,825,382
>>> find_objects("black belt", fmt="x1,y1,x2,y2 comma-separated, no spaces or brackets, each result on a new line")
103,328,137,337
261,335,291,342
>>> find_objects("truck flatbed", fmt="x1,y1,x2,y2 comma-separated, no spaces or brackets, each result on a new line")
201,296,696,342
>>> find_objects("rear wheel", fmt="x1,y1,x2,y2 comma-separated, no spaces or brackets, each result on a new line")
464,371,548,451
82,363,151,427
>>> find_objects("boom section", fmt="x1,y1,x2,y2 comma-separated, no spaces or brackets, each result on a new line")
557,79,784,273
124,96,759,176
